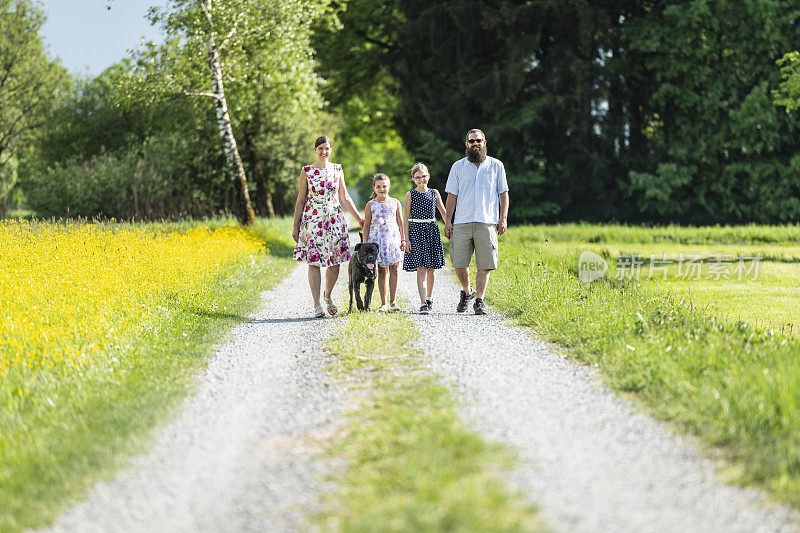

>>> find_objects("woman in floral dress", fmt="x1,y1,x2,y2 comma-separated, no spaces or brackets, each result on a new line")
292,135,364,318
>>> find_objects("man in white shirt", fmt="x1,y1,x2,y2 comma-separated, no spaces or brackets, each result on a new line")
444,129,510,315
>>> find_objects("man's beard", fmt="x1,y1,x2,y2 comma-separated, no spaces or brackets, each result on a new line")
466,145,487,164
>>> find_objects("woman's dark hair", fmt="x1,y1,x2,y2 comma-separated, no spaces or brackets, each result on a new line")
314,135,332,149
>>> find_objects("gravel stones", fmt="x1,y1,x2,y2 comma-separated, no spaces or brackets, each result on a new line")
39,254,800,533
397,268,799,533
40,265,345,533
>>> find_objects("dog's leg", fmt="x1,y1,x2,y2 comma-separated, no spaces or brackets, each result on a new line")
349,280,355,313
355,280,365,311
364,279,375,311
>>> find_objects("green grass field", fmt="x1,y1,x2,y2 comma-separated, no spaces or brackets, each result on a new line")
6,216,800,528
509,224,800,332
1,217,296,532
488,223,800,506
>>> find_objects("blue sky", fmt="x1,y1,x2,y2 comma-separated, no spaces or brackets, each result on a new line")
38,0,166,76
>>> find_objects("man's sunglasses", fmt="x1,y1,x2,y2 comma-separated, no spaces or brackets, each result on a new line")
467,139,484,144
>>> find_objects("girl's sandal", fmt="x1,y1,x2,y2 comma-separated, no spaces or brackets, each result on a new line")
314,305,325,318
324,296,338,316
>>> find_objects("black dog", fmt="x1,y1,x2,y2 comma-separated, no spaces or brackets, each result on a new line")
348,238,379,312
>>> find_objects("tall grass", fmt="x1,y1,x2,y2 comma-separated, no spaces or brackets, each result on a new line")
488,227,800,506
0,217,296,532
512,222,800,244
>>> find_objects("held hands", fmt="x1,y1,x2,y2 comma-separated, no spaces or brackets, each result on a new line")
401,239,409,253
497,218,508,236
444,222,453,239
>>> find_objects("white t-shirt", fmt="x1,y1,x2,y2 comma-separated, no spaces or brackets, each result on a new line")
445,156,509,225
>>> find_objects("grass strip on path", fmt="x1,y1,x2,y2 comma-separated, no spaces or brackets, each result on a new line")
1,217,296,532
487,227,800,508
320,311,545,532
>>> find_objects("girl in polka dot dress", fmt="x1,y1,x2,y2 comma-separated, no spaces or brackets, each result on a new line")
402,162,446,314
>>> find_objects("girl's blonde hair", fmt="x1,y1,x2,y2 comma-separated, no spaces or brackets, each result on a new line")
410,162,429,179
369,173,390,199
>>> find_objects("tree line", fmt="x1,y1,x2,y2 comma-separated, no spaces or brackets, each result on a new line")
3,0,323,221
2,0,800,224
317,0,800,224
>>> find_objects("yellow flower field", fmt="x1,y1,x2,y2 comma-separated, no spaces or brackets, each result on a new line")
0,220,264,397
1,218,297,531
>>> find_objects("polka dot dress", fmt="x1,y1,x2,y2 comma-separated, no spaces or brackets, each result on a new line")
403,189,445,271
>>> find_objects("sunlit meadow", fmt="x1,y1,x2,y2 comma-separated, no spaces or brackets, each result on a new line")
0,218,286,531
488,224,800,506
0,220,263,396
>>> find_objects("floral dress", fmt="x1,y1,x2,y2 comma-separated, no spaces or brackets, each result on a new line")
293,164,351,267
367,198,403,267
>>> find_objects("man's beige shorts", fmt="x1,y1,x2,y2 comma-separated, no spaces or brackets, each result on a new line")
450,222,499,270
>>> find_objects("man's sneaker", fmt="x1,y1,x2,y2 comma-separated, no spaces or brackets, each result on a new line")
425,298,433,310
473,297,487,315
419,303,430,315
456,290,476,313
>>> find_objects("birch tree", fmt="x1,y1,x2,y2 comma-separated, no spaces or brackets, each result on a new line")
120,0,326,225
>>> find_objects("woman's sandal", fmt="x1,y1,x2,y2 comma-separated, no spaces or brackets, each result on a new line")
324,296,338,316
314,305,325,318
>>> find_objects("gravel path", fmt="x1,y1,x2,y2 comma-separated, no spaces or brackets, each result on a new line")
39,249,800,533
396,267,800,533
40,265,346,533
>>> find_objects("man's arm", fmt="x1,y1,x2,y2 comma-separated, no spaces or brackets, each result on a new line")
497,191,509,236
443,160,460,240
444,193,458,239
